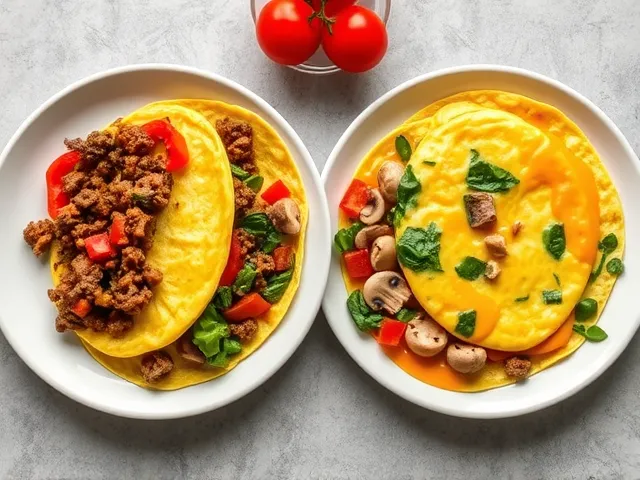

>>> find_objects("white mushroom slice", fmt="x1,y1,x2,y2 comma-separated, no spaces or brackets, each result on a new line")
359,188,386,225
446,343,487,374
354,225,394,250
363,271,411,315
370,235,398,271
268,198,301,235
484,260,501,280
176,334,206,364
405,317,448,357
377,161,404,204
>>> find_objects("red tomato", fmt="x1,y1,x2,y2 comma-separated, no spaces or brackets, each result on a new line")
257,0,322,65
261,180,291,204
322,5,388,73
376,319,407,347
312,0,357,17
343,249,374,280
141,120,189,172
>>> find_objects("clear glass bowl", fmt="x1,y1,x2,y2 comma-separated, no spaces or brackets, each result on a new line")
251,0,392,75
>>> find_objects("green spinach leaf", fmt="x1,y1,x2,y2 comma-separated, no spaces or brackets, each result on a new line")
543,223,566,260
233,263,257,295
573,324,608,342
213,286,233,310
393,165,421,227
334,222,365,253
455,310,476,338
245,175,264,192
455,256,487,281
262,265,294,304
230,164,250,181
395,135,412,162
397,223,443,272
466,149,520,193
396,308,417,323
347,290,383,332
241,213,281,253
193,305,230,358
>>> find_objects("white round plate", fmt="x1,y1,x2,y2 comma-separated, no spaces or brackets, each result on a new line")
0,64,331,419
322,65,640,419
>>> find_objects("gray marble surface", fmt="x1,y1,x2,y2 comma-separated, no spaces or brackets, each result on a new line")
1,1,640,479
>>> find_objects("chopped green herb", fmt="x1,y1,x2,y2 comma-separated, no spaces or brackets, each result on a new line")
207,338,243,368
245,175,264,192
422,161,436,166
455,256,487,281
262,265,294,304
553,273,561,286
213,286,233,310
455,310,476,338
542,223,566,261
396,308,417,323
542,289,563,305
193,305,230,359
395,135,412,162
575,298,598,322
334,222,365,253
392,165,421,227
515,295,530,303
347,290,383,332
397,223,443,272
606,258,624,276
230,164,251,181
466,149,520,193
590,233,620,283
241,213,281,253
233,263,257,295
573,324,608,342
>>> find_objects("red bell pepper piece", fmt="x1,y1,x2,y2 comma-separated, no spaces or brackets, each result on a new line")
220,233,244,286
261,180,291,205
45,151,82,219
84,233,116,262
273,245,294,272
376,319,407,347
343,249,374,279
71,299,92,319
109,213,129,247
224,293,272,322
339,179,370,219
141,120,189,172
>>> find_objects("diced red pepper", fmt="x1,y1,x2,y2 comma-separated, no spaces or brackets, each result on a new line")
343,249,374,279
339,179,370,219
224,293,272,322
220,233,244,286
109,213,129,247
71,299,92,319
261,180,291,205
45,151,82,219
376,319,407,347
84,233,116,262
273,245,294,272
141,120,189,172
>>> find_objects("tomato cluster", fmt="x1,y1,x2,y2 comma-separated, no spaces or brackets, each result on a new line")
256,0,388,73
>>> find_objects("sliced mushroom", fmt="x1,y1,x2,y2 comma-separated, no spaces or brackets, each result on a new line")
484,260,501,280
354,224,394,249
405,316,448,357
446,343,487,374
176,333,206,364
484,234,508,257
463,193,496,229
359,188,386,225
268,198,301,235
370,235,398,271
377,161,404,204
504,356,532,380
512,221,523,236
363,271,411,315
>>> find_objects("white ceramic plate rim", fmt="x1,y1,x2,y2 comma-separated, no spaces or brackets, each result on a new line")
0,64,331,419
321,64,640,419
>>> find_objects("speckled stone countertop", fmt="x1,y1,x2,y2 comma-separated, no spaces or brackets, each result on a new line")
1,1,640,478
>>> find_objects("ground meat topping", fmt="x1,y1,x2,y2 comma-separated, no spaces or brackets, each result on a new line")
504,357,532,379
24,123,173,337
229,319,258,343
23,219,56,256
233,177,257,216
215,117,257,173
140,351,174,383
235,229,257,259
249,252,275,276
